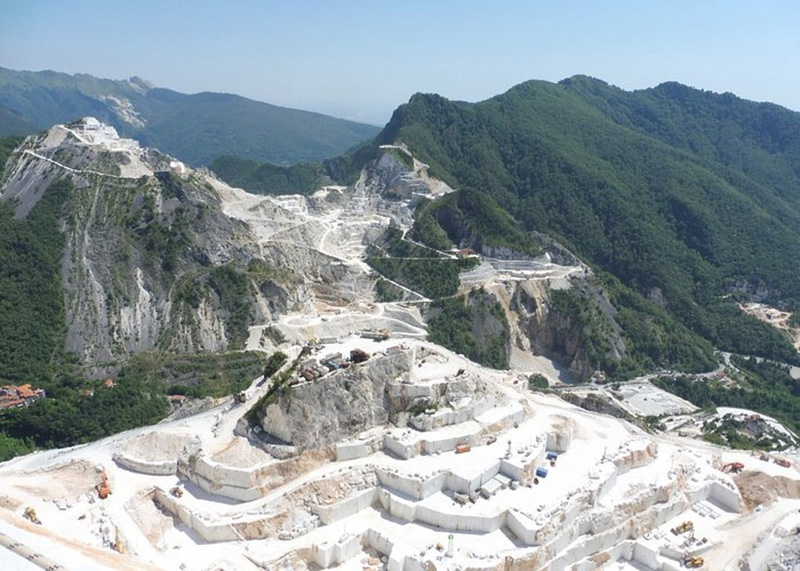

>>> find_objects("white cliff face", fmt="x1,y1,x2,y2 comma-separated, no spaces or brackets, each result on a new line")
0,119,308,369
260,351,413,449
100,96,148,129
116,268,160,352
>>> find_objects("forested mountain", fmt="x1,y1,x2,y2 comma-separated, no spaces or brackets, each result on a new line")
209,155,330,195
338,77,800,366
0,67,379,165
0,104,35,137
0,123,296,457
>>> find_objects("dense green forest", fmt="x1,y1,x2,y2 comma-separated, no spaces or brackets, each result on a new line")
427,291,510,369
124,351,263,399
210,156,329,194
366,78,800,367
367,256,477,299
412,188,540,256
0,178,71,383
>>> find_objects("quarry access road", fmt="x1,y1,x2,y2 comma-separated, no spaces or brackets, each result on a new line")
18,149,127,180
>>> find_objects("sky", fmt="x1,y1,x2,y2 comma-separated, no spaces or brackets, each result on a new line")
1,0,798,125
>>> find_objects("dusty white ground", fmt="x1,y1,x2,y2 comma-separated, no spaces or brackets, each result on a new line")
3,338,799,570
2,139,800,570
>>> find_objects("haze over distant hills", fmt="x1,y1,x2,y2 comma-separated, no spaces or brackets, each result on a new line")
0,67,380,166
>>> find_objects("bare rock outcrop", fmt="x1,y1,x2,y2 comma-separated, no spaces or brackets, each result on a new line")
260,351,412,449
1,119,304,371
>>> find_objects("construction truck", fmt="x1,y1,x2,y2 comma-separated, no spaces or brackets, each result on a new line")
671,521,694,535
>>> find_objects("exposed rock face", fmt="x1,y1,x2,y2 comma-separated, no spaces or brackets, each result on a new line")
510,281,593,380
0,119,303,370
362,149,453,204
503,278,627,381
260,351,412,449
562,392,632,420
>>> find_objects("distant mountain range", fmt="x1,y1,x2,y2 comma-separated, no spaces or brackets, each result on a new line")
0,67,380,166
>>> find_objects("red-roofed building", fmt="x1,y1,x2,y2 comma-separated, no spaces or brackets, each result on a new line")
17,384,36,399
0,384,46,410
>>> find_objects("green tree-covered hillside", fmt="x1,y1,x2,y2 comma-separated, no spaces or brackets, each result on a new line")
370,78,800,365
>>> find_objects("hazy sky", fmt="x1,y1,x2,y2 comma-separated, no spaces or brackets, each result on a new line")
2,0,798,125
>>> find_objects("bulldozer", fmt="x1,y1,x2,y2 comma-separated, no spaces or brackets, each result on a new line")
671,521,694,535
684,555,704,567
96,468,111,500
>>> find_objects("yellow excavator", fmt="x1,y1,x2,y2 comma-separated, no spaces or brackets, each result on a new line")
671,521,694,535
684,555,704,567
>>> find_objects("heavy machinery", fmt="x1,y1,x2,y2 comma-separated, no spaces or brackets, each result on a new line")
684,555,704,567
22,506,41,524
114,526,126,553
722,462,744,474
96,468,110,499
671,521,694,535
350,348,370,363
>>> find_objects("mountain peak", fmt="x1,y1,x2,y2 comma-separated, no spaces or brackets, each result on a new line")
127,76,154,92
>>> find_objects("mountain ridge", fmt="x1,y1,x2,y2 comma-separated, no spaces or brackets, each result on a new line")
0,67,380,166
338,77,800,370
